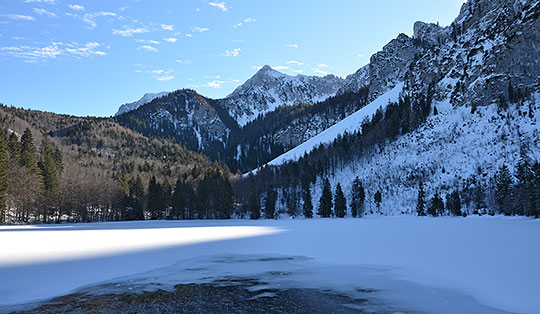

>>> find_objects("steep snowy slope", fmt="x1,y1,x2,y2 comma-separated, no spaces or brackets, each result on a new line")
220,65,345,127
115,91,169,116
267,82,404,166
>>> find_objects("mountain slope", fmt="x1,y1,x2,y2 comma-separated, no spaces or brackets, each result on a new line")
115,89,230,152
115,92,169,116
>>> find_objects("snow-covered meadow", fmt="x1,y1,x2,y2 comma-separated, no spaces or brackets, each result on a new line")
1,217,539,313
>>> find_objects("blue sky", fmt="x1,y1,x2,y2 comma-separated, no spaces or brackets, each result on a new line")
0,0,465,117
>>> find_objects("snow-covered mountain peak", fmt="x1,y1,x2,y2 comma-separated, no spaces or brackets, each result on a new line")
115,91,169,116
222,66,345,127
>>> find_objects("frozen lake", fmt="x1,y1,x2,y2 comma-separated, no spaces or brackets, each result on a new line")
1,217,539,313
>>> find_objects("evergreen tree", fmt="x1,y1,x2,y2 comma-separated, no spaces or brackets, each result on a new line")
7,132,20,162
374,190,382,209
147,176,163,220
446,189,462,216
351,177,365,217
218,179,234,219
286,187,298,217
532,161,540,218
495,164,514,215
125,176,145,220
172,179,185,219
416,182,426,216
20,127,37,172
248,178,260,219
515,148,533,216
0,130,9,224
334,183,347,218
472,175,486,211
302,180,313,218
161,177,172,214
264,185,277,219
318,178,333,217
427,192,444,216
38,137,60,222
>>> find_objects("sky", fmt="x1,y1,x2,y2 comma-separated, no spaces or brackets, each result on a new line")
0,0,465,117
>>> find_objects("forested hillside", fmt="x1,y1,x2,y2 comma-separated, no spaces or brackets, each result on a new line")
0,105,235,224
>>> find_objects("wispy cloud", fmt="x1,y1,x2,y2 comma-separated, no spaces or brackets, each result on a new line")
208,2,227,12
65,42,106,57
68,4,85,11
273,66,289,70
317,63,329,68
23,0,55,4
176,59,192,64
192,26,209,32
286,60,304,66
161,24,174,31
233,17,256,28
113,27,149,37
1,14,35,21
357,53,365,58
67,11,117,29
285,44,298,48
138,45,157,52
0,41,106,62
156,75,174,81
143,69,174,81
163,37,177,43
312,68,329,75
221,48,241,57
135,39,159,45
206,80,225,88
33,8,57,18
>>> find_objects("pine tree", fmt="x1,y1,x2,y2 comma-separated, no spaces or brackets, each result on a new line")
532,161,540,218
172,179,185,219
446,189,462,216
515,148,533,216
427,192,444,216
248,178,260,219
264,185,277,219
7,132,20,162
495,164,513,215
0,130,9,224
218,179,234,219
286,187,298,217
20,127,37,172
302,180,313,218
147,176,163,220
416,182,426,216
38,137,60,222
351,177,365,217
318,178,333,217
334,183,347,218
374,190,382,209
161,177,172,213
126,175,145,220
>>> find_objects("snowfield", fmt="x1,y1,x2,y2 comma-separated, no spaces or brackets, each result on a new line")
1,217,539,314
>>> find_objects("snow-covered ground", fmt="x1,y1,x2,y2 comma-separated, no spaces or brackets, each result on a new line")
1,217,539,313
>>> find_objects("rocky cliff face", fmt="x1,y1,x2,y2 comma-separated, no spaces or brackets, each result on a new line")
405,0,540,107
